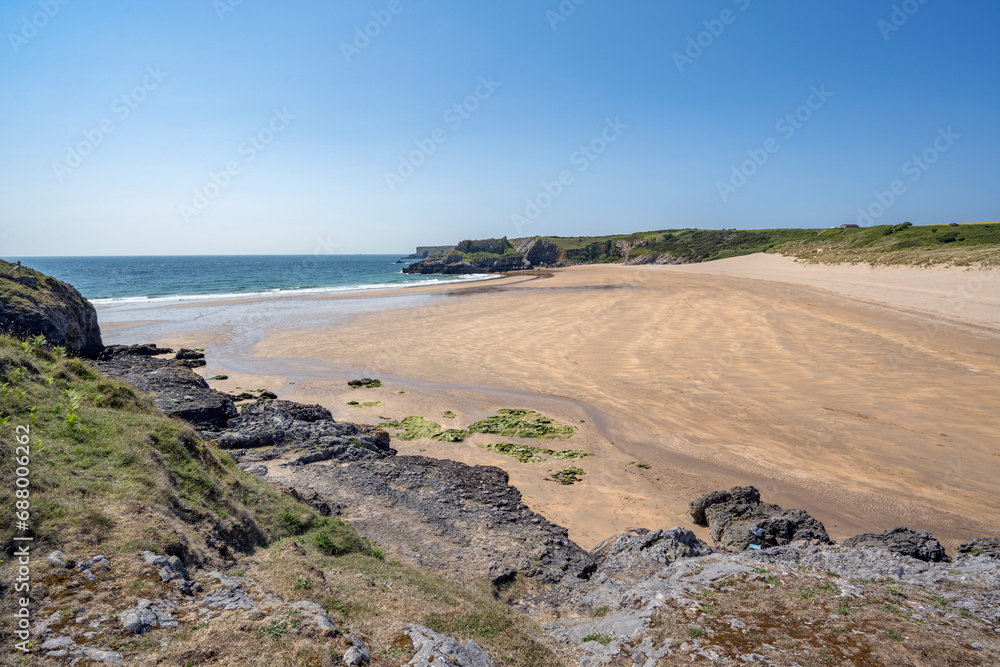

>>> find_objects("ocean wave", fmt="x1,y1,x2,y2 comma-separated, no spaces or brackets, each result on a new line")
90,274,499,305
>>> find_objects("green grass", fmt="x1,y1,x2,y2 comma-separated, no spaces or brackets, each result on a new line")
581,633,614,646
468,409,575,439
477,442,591,464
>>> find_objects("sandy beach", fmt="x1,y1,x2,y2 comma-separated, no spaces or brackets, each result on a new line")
98,255,1000,551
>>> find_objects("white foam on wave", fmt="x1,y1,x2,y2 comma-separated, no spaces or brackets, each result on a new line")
91,273,499,306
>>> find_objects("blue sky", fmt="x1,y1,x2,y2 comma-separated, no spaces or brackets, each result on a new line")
1,0,997,255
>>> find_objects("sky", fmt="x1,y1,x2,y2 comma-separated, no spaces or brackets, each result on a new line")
1,1,998,256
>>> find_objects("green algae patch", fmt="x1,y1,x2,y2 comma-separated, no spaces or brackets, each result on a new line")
432,429,469,443
468,409,575,439
348,377,382,388
378,416,442,440
548,467,586,485
478,442,590,464
347,400,381,408
442,411,457,419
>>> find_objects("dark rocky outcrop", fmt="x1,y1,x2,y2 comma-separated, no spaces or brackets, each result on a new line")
843,526,950,562
278,455,596,585
174,348,205,360
689,486,832,551
214,399,393,463
403,237,531,275
0,260,103,357
404,245,455,260
93,353,237,429
99,343,174,359
956,537,1000,559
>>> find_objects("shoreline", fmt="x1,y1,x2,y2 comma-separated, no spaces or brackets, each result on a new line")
97,256,1000,551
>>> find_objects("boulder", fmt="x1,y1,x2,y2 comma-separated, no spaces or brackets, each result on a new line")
174,348,205,360
842,527,950,562
403,625,494,666
0,260,103,356
689,486,832,551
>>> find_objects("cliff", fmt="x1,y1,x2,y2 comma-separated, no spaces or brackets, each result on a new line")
0,259,103,357
403,245,455,259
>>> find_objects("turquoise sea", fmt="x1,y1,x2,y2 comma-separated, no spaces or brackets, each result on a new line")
18,255,487,303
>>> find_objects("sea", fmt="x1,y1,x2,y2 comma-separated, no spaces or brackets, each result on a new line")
18,255,490,304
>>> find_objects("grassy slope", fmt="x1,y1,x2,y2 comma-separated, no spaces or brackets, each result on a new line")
0,336,561,666
521,221,1000,266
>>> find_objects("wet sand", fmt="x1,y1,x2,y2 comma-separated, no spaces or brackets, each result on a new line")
99,256,1000,550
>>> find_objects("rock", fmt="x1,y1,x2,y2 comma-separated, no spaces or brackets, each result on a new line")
402,238,530,275
175,348,205,360
202,572,256,610
403,624,494,666
77,555,110,574
284,455,595,585
689,486,832,551
214,399,393,462
590,527,712,577
142,551,169,567
48,551,68,568
0,261,104,357
119,607,158,634
956,537,1000,559
41,636,76,651
82,647,123,663
99,343,173,359
842,527,950,562
343,633,372,666
92,353,237,428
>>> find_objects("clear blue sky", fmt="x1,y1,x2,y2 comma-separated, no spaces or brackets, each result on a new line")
1,0,997,255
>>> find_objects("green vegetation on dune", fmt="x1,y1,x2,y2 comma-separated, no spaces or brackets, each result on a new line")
519,221,1000,267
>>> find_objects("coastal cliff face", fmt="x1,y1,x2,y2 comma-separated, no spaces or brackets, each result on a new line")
401,236,687,274
0,259,103,356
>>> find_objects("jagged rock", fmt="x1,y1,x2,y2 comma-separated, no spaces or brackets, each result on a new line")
92,353,237,428
77,555,110,574
689,486,832,551
0,261,104,357
119,599,177,634
403,625,494,666
98,343,173,359
202,572,256,610
284,456,595,585
842,527,950,562
214,399,393,462
402,238,530,274
175,348,205,360
956,537,1000,559
343,633,372,666
590,527,712,577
